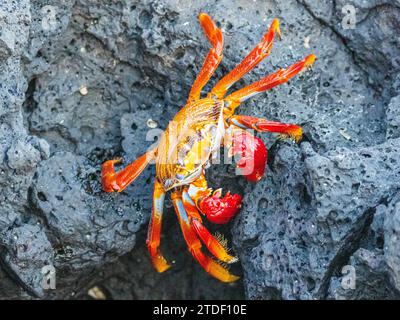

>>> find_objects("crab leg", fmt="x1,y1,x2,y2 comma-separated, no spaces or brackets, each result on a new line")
146,179,171,273
228,115,303,142
211,18,281,99
225,54,316,111
171,190,239,282
101,149,156,192
182,190,237,264
187,13,224,103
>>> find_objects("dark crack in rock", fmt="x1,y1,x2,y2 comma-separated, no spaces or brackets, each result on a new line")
327,248,400,300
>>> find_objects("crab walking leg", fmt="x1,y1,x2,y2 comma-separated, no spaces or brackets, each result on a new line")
187,13,224,103
171,190,239,282
225,54,316,111
182,190,238,264
146,179,171,273
211,18,281,99
228,115,303,142
101,149,156,192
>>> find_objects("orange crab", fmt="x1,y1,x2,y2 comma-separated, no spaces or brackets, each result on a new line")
102,13,315,282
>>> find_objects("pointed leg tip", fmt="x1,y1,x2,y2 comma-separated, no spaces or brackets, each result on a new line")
153,259,172,273
207,261,241,283
271,18,281,39
305,54,317,66
156,264,172,273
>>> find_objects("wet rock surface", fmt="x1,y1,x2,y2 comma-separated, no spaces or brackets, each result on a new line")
0,0,399,299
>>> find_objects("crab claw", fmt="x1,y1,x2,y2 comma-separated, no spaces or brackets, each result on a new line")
198,189,242,224
230,130,268,182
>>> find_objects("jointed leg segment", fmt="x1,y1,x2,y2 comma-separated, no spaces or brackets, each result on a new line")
211,18,281,99
146,179,171,273
228,115,303,142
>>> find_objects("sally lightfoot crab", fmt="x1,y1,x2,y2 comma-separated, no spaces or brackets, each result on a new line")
102,13,315,282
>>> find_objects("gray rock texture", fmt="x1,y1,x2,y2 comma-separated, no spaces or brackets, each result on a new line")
0,0,399,299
